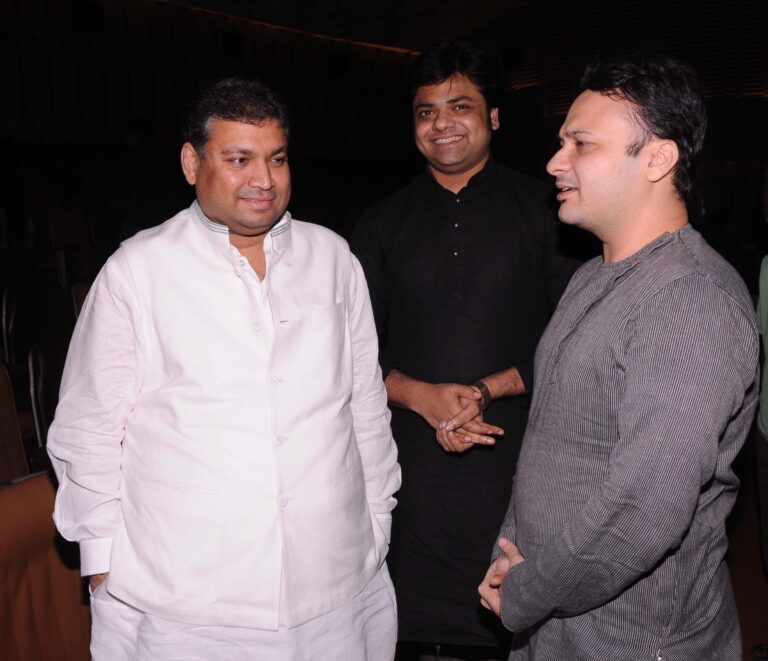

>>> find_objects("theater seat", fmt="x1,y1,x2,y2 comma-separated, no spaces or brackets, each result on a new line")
0,472,90,660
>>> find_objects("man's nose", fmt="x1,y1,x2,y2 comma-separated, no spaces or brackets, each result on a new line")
432,109,454,131
248,161,273,189
546,147,568,177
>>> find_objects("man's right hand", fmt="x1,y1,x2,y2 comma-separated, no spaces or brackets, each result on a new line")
89,572,109,593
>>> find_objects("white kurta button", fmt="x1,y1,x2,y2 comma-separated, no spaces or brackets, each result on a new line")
279,496,289,508
276,434,287,445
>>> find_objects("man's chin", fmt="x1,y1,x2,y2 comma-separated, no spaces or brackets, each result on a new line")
241,210,288,233
556,209,584,227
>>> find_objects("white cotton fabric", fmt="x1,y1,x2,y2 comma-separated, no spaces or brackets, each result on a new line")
49,203,400,629
90,565,397,661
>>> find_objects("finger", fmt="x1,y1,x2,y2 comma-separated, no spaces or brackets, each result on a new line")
453,384,482,399
454,429,496,446
436,429,469,453
434,429,454,452
436,383,480,408
498,538,525,565
442,401,482,431
460,418,504,435
498,537,514,550
445,430,473,452
489,571,507,588
478,584,501,616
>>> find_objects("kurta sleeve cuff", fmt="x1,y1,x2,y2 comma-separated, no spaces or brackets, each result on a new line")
499,559,538,632
516,356,534,397
79,537,113,576
374,512,392,543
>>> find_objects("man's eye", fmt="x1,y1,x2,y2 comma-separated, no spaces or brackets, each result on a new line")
229,157,248,165
272,157,287,166
454,104,469,111
417,110,432,119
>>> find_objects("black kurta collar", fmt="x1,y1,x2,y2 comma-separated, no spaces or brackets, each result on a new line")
424,157,496,202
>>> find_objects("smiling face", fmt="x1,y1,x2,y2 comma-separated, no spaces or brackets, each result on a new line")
413,74,499,190
546,91,649,238
181,118,290,246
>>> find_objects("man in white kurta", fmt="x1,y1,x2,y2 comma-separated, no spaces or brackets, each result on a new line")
48,76,400,660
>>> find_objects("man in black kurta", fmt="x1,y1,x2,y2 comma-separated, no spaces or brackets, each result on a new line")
350,42,578,659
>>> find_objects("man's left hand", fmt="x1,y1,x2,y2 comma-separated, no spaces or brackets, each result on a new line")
478,538,525,617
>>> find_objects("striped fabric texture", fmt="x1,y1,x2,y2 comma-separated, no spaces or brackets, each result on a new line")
497,225,758,661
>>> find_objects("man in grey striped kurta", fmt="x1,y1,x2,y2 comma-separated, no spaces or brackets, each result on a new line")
475,58,759,660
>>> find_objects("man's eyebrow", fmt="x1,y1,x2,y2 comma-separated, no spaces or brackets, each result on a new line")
221,146,254,156
414,94,474,110
219,145,288,156
561,129,594,139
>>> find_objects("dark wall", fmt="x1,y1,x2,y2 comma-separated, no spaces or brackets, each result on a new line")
2,0,767,287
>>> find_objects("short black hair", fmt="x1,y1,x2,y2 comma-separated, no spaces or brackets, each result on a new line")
410,41,501,110
185,76,289,157
580,56,706,205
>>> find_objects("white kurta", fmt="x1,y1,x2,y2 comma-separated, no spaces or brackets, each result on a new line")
48,203,400,630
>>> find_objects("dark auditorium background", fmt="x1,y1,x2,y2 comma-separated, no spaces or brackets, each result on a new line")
1,0,767,658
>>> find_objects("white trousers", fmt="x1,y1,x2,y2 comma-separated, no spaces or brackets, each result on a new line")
90,565,397,661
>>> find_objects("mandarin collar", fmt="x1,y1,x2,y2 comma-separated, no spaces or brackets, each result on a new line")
426,157,495,201
595,224,693,288
190,200,293,260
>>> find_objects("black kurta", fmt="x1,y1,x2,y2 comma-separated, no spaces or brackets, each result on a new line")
350,160,578,647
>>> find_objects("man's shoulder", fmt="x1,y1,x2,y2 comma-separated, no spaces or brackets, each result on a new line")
667,228,748,295
98,207,194,281
121,206,193,252
636,227,754,316
355,173,430,228
290,217,349,251
491,161,553,208
493,161,549,190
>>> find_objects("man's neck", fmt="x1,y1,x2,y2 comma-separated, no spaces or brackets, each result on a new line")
231,233,268,279
601,208,688,264
429,156,490,195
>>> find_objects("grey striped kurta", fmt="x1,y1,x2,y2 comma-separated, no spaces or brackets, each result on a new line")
497,225,758,661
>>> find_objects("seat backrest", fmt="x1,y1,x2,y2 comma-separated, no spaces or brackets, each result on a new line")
28,346,45,450
0,362,28,482
70,281,92,320
0,472,90,661
1,288,17,365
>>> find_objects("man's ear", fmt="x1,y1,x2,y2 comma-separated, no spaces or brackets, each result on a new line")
646,140,679,183
489,107,500,132
180,143,201,185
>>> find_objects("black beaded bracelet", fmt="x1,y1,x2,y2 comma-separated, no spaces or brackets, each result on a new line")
472,380,492,410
